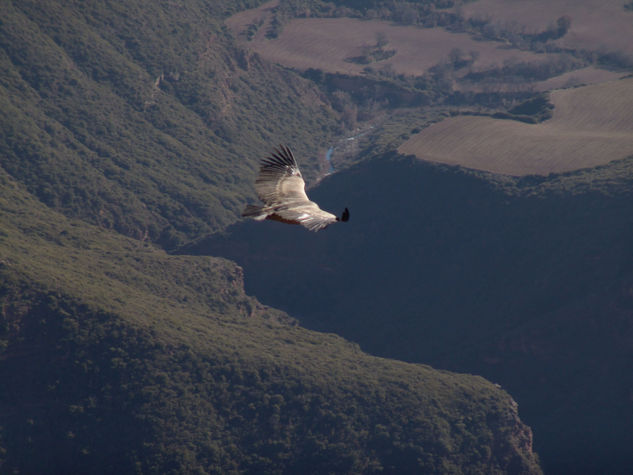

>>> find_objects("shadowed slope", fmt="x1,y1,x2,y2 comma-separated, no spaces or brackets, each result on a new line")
184,152,633,474
0,163,541,473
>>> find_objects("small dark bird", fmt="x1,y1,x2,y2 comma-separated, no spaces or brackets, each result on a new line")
242,145,349,232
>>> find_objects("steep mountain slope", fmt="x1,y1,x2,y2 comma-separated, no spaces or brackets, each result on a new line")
187,152,633,474
0,0,339,248
0,163,541,473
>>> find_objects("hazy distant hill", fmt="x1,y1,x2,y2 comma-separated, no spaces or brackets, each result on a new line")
187,152,633,474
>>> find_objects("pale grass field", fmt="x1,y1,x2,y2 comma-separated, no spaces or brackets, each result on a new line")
459,0,633,57
398,77,633,175
228,15,557,77
226,4,628,92
533,66,624,91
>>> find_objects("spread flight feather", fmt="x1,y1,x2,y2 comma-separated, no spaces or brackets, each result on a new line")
242,145,349,232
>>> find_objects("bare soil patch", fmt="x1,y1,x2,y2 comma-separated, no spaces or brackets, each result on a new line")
398,77,633,175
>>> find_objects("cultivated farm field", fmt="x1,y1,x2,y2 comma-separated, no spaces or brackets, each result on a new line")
531,66,624,91
460,0,633,59
228,15,559,77
398,77,633,175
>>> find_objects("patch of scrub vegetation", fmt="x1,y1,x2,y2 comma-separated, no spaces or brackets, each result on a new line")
346,32,397,65
492,93,554,123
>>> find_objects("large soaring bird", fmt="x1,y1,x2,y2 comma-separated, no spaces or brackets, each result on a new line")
242,145,349,232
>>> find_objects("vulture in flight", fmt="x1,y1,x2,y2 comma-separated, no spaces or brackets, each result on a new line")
242,145,349,232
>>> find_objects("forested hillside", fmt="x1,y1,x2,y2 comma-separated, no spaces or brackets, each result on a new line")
0,0,545,473
4,0,631,472
0,161,541,473
0,0,341,248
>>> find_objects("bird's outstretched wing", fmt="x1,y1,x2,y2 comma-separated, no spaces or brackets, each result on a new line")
244,145,343,232
273,203,339,232
255,145,309,206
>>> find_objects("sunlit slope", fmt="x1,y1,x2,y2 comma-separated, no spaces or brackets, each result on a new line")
399,77,633,175
0,169,541,473
0,0,338,247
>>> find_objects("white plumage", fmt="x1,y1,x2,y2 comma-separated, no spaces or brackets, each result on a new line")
242,145,349,232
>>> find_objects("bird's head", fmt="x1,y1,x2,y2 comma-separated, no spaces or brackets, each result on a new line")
338,208,350,222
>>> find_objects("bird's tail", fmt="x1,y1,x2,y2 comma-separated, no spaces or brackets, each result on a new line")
242,204,268,221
